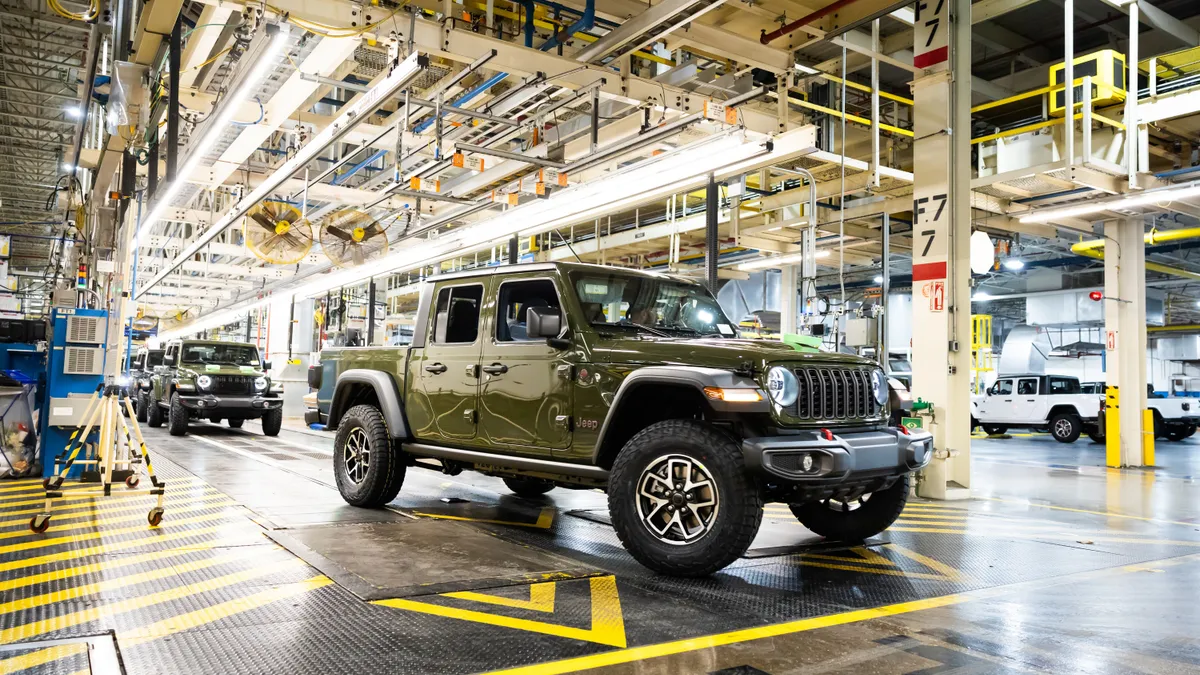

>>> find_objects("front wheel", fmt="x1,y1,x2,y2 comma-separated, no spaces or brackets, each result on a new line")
980,424,1007,436
607,419,763,577
790,473,910,541
1049,413,1081,443
261,408,283,437
136,391,149,423
334,404,405,507
168,394,189,436
146,395,163,428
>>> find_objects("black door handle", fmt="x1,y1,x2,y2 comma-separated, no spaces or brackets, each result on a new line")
481,363,508,375
424,363,448,374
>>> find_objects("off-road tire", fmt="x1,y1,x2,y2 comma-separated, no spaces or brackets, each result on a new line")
146,394,163,428
334,404,404,507
168,394,189,436
608,419,763,577
261,409,283,437
1049,412,1081,443
121,392,130,417
790,473,910,541
136,391,149,424
981,424,1007,436
210,417,222,425
227,418,244,429
1087,431,1106,444
503,476,555,498
1152,411,1166,440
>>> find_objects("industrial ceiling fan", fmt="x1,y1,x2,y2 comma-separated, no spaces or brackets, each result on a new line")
243,201,314,265
318,208,390,268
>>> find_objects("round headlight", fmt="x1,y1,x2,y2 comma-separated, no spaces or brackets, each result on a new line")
766,366,798,407
871,369,888,405
254,377,268,391
196,375,212,390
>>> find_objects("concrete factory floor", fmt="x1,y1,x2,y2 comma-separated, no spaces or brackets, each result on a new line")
1,425,1197,674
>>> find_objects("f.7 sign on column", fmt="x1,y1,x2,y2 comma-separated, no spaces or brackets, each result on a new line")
912,188,948,282
914,0,950,70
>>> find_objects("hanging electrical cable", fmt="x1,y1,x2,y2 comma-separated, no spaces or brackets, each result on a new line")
838,45,847,311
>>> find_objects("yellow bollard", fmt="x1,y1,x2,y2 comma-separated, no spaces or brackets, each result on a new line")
1105,386,1120,467
1142,408,1155,467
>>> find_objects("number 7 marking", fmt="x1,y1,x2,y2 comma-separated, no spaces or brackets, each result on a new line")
922,230,936,257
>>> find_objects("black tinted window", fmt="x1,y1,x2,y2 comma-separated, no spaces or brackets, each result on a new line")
1017,379,1038,395
497,280,561,342
1049,377,1080,394
433,284,484,344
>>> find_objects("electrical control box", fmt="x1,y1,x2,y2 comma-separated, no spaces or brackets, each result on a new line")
1049,49,1127,116
844,317,879,348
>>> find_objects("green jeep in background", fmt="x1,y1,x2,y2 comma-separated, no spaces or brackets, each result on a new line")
312,262,932,577
148,339,283,437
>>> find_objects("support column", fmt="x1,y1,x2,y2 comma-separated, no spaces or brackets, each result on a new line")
910,0,972,499
1104,216,1148,466
779,265,797,336
705,173,719,291
267,295,305,418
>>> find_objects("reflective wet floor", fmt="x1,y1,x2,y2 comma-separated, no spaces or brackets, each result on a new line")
1,422,1197,674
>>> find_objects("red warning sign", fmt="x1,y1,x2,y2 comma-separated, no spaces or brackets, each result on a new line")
928,281,944,312
1106,330,1117,351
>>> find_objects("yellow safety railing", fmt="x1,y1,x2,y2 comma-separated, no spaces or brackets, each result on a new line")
970,81,1127,146
971,314,993,394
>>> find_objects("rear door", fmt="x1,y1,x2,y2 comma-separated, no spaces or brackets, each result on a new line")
406,279,488,443
477,275,574,456
1013,377,1041,421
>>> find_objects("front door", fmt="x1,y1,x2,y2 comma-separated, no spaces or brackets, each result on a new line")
407,281,487,443
979,378,1014,421
477,276,574,456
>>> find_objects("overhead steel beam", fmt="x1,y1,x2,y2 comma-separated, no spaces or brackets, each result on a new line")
455,143,566,168
574,0,721,63
135,51,432,299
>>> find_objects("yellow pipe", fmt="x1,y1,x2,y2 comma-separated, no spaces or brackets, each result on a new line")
1072,227,1200,281
1148,324,1200,333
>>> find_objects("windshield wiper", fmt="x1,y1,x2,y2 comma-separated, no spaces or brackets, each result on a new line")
618,321,671,337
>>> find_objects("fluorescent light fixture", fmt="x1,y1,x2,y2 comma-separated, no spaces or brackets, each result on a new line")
134,25,290,245
973,291,993,301
1003,259,1025,270
737,249,830,272
794,64,820,75
65,106,83,119
873,275,884,283
1018,183,1200,224
61,162,75,172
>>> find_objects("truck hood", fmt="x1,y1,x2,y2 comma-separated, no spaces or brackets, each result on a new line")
590,337,877,371
179,364,266,377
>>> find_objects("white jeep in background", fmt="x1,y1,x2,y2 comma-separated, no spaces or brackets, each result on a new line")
1081,382,1199,442
971,374,1101,443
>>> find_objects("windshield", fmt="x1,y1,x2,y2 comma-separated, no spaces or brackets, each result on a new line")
146,350,164,367
889,357,911,373
181,344,261,367
569,271,735,337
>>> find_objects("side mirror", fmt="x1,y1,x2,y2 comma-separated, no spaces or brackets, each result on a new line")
527,306,562,339
163,355,176,366
262,361,272,371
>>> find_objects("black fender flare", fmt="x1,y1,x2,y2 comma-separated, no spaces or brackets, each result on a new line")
592,366,767,461
328,369,409,439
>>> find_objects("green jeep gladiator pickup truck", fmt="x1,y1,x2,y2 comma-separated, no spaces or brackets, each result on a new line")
312,262,933,576
147,339,283,437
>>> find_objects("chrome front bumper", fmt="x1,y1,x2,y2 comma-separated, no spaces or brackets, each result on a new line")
742,427,934,483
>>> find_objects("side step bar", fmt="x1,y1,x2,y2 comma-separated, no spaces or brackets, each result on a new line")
402,443,610,481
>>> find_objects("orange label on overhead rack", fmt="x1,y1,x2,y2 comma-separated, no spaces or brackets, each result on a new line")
451,153,485,171
538,168,568,187
491,191,519,206
409,177,441,193
703,100,738,125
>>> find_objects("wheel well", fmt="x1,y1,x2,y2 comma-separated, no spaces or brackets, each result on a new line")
595,383,709,470
334,383,381,424
1047,405,1080,419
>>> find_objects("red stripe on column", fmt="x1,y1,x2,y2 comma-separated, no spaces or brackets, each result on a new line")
912,262,946,281
913,46,948,69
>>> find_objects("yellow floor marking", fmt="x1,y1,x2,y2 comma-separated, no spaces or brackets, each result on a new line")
896,518,970,526
0,497,234,541
883,526,967,534
0,558,307,644
376,575,626,648
0,512,232,556
801,546,896,567
0,487,223,523
983,497,1200,527
444,582,557,613
0,476,205,503
796,560,956,580
0,487,191,509
479,553,1200,675
0,537,252,593
0,546,266,615
410,506,556,529
0,524,233,574
10,576,333,675
887,544,967,581
0,643,87,675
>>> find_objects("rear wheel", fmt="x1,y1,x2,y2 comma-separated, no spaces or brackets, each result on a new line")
261,408,283,437
334,405,404,507
168,394,189,436
227,418,244,429
1049,413,1081,443
1087,430,1106,444
608,419,762,577
146,394,163,428
790,474,910,541
503,476,555,498
980,424,1007,436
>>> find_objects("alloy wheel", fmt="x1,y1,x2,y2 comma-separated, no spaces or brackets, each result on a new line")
343,427,371,485
635,454,719,545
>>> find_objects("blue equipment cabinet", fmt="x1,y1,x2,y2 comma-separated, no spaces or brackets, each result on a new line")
40,307,108,478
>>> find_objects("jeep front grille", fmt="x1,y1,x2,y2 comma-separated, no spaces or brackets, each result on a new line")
785,367,880,420
211,375,253,395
